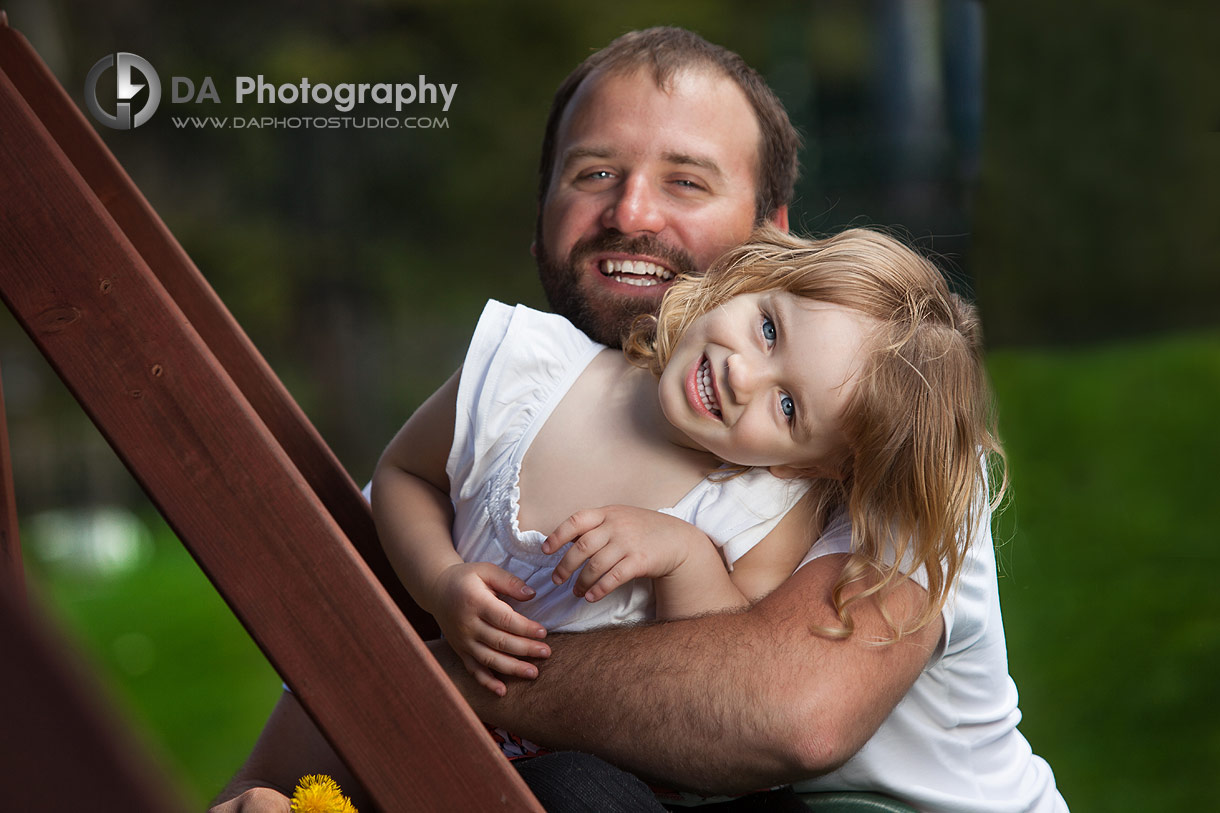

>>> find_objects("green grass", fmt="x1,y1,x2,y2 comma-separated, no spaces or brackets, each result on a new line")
989,331,1220,810
26,531,280,807
23,329,1220,809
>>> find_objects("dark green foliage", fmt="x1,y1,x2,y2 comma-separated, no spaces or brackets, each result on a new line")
989,332,1220,810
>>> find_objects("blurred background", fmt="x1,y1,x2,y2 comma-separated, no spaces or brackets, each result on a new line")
2,0,1217,808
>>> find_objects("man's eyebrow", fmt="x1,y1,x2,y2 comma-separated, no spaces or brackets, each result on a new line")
662,151,725,179
559,146,615,170
559,146,726,180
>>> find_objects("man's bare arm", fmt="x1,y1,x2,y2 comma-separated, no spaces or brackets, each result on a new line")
438,552,942,795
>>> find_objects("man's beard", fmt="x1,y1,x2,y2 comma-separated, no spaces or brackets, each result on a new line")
535,231,698,347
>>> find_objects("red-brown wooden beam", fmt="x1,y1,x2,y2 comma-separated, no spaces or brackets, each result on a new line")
0,55,540,812
0,14,435,639
0,585,191,813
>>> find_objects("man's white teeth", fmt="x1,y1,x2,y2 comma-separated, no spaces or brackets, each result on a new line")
698,357,721,417
600,259,675,286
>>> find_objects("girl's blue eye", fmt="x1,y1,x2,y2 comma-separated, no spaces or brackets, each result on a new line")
780,395,795,420
761,315,777,344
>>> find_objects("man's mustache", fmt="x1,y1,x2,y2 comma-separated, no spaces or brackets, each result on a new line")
568,233,699,277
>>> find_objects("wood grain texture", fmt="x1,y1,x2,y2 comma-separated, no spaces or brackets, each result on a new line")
0,20,538,811
0,18,437,640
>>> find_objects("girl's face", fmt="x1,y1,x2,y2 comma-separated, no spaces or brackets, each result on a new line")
658,291,874,476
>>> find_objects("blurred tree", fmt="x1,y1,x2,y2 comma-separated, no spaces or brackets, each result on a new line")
973,0,1219,345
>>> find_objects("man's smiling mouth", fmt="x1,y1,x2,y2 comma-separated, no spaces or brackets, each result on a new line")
599,258,675,287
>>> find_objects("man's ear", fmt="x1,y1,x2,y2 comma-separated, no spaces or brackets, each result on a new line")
530,239,538,258
768,204,789,233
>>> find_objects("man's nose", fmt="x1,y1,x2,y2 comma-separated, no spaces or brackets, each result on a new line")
601,174,666,235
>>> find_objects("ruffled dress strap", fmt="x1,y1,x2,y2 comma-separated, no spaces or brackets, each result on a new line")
446,300,604,566
666,467,810,568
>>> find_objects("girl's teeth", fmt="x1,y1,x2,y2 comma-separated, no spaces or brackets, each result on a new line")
697,358,721,416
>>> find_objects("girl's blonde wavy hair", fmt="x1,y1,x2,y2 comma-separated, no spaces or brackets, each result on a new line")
624,225,1006,640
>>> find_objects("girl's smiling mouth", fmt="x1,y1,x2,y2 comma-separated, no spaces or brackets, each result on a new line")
687,354,722,419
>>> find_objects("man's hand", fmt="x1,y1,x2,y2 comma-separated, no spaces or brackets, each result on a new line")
543,505,710,602
208,786,290,813
430,561,551,696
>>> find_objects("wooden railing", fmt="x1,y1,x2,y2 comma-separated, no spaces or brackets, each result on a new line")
0,13,541,811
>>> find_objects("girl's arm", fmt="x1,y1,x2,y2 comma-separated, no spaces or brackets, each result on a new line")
544,506,744,618
371,369,463,604
371,368,548,695
543,499,814,618
724,499,817,603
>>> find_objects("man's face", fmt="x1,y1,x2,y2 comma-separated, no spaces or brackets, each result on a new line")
535,67,773,346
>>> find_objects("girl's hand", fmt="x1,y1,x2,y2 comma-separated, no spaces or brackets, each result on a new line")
543,506,710,602
430,562,550,696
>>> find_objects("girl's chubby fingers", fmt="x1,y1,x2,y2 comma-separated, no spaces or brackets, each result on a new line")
475,619,551,660
475,588,549,639
550,542,591,586
551,527,613,586
571,545,639,599
549,552,581,586
457,651,507,696
469,640,542,681
475,562,538,603
542,508,606,555
478,596,548,642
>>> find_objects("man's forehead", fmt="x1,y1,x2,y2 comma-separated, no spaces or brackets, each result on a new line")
554,65,761,166
565,65,751,126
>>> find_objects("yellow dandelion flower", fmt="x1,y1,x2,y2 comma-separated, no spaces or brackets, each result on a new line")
291,774,358,813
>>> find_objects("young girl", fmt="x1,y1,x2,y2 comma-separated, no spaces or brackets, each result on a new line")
371,225,1002,701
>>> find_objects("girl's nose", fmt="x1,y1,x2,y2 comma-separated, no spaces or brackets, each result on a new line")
725,353,761,404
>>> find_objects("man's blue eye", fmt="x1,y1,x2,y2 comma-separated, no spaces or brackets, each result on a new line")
761,316,777,343
780,395,795,419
